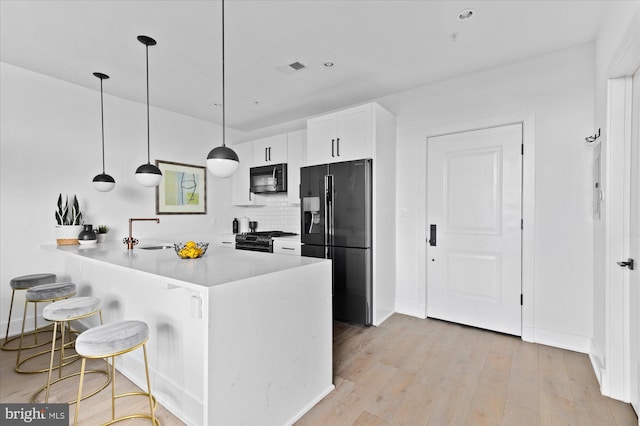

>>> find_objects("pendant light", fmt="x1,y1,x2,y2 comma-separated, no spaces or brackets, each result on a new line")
135,35,163,187
206,0,239,178
92,72,116,192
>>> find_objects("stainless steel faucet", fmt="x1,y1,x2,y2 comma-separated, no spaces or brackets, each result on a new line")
123,217,160,249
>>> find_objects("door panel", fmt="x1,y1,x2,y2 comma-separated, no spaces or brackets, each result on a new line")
329,160,371,248
427,123,522,336
332,246,372,325
300,164,328,247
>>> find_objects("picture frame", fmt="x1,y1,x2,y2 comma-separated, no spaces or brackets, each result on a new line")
155,160,207,214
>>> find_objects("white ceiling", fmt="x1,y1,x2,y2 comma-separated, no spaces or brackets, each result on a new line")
0,0,621,132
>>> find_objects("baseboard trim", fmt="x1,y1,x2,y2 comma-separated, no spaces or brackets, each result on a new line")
284,384,335,426
395,299,426,319
532,327,591,353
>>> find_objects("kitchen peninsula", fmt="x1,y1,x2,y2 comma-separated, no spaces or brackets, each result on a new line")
43,241,333,426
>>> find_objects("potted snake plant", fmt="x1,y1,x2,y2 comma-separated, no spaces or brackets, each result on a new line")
55,194,84,245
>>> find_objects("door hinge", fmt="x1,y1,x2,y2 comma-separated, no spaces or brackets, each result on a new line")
520,294,523,306
521,219,523,230
521,144,524,155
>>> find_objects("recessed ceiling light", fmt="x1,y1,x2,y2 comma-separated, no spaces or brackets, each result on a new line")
457,8,475,21
323,61,334,68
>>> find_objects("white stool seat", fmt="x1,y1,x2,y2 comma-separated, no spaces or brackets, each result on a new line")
75,321,149,358
10,273,56,290
44,297,102,321
26,283,76,301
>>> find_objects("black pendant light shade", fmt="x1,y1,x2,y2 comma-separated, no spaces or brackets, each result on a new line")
135,35,163,187
92,72,116,192
206,0,239,178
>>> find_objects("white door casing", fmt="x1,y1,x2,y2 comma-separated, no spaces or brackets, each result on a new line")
629,67,640,418
426,123,523,336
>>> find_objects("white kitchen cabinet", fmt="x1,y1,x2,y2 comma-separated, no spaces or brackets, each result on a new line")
252,134,287,166
231,141,264,206
306,103,372,165
286,130,306,204
212,233,236,248
273,239,302,256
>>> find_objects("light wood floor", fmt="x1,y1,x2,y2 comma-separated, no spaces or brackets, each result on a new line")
296,314,638,426
1,314,637,425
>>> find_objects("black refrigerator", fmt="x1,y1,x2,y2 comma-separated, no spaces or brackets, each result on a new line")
300,159,372,326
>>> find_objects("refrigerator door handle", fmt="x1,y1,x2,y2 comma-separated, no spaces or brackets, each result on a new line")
324,174,334,251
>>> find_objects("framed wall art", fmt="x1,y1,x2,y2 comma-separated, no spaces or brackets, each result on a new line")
155,160,207,214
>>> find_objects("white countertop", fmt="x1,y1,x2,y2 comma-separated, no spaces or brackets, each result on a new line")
43,240,325,289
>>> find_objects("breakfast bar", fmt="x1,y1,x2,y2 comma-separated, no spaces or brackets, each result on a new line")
42,242,333,426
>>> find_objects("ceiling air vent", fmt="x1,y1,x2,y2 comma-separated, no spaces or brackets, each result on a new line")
276,59,308,75
288,61,306,71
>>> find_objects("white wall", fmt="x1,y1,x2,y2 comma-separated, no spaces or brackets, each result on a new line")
383,44,595,352
0,62,243,335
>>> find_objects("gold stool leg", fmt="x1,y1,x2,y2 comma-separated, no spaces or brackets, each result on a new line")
44,321,59,403
3,289,16,344
73,358,87,426
111,356,117,422
15,299,29,370
143,344,157,425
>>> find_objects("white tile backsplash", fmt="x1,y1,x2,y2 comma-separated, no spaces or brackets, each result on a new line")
243,194,300,233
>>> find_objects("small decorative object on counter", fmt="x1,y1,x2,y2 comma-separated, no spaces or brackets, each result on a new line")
96,225,109,243
55,194,84,245
174,241,209,259
232,218,239,234
78,224,97,245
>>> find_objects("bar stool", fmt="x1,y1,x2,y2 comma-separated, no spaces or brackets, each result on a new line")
16,282,77,373
31,297,111,404
2,273,57,351
74,320,158,425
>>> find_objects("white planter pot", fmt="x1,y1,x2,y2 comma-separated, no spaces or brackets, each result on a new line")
55,225,83,245
96,233,108,243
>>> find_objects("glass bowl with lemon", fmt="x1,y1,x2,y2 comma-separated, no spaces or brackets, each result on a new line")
174,241,209,259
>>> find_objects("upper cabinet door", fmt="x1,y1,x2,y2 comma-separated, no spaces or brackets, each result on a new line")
306,104,372,165
231,141,264,206
286,130,306,205
307,114,338,165
335,104,372,162
252,134,287,166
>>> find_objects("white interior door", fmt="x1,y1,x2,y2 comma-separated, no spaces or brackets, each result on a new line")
427,123,522,336
629,67,640,418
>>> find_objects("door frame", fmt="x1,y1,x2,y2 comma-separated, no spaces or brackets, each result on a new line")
422,115,536,342
599,10,640,402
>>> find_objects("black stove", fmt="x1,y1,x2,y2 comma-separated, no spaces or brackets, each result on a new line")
235,231,297,253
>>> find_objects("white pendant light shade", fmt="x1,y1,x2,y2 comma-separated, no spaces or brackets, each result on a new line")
135,35,162,187
206,146,239,178
92,72,116,192
92,173,116,192
135,163,163,187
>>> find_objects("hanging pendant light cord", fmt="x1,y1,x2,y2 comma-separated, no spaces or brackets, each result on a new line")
99,77,106,174
145,43,151,164
221,0,226,148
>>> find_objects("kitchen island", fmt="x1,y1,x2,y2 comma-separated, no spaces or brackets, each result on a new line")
43,241,333,426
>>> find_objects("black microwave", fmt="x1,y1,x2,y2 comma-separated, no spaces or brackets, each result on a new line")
250,163,287,193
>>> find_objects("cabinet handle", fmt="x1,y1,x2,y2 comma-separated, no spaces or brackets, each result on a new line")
222,241,232,244
331,139,335,157
268,147,271,161
265,147,268,162
336,138,340,156
282,246,295,250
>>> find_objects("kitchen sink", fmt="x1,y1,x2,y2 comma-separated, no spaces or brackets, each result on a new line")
138,245,174,250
